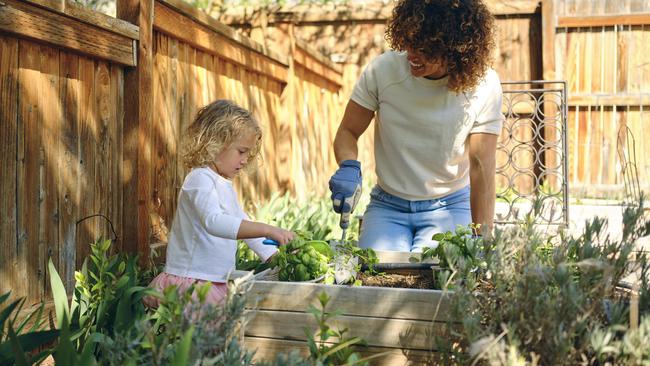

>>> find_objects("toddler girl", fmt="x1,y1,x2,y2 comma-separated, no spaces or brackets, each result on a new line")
146,99,294,307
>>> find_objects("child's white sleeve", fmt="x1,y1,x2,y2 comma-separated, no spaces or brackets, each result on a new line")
244,237,277,262
241,213,277,262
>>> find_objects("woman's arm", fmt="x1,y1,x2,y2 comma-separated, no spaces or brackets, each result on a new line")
333,100,375,163
468,132,499,235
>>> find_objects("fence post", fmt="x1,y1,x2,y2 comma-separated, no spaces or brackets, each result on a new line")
117,0,154,259
542,0,556,81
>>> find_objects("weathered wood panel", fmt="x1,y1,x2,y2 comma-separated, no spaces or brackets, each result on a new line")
245,281,451,365
0,34,126,304
0,0,136,66
245,338,434,365
0,35,20,302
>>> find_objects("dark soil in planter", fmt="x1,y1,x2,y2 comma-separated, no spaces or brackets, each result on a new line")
358,270,437,290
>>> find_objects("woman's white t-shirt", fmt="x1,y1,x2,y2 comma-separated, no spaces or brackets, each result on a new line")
351,50,504,201
164,167,276,282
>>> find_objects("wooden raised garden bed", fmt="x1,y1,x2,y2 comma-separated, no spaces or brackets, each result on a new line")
243,251,452,365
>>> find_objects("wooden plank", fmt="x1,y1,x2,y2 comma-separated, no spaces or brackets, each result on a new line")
20,0,140,40
153,2,288,83
39,44,61,301
0,35,19,300
558,13,650,28
17,40,43,304
158,0,287,65
568,94,650,106
245,309,446,350
249,281,451,321
61,0,139,40
109,60,125,252
151,34,173,234
94,60,111,243
564,30,578,93
76,56,97,268
171,36,186,217
58,51,80,292
0,0,136,66
613,23,625,94
245,337,435,365
591,28,603,94
294,39,343,87
117,0,154,258
21,0,64,12
644,25,650,93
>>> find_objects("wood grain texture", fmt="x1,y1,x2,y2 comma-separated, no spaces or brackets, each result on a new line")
0,0,136,66
17,40,43,303
118,0,154,258
248,281,452,321
39,44,61,301
245,309,446,350
153,2,288,83
245,337,434,365
0,35,19,301
58,52,80,293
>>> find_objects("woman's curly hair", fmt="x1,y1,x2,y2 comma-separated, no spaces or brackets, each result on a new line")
182,99,262,173
386,0,496,92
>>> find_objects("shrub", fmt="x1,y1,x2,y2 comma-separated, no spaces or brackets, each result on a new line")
433,203,650,365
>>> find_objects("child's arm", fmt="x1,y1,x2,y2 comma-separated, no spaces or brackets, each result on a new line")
238,213,294,262
237,220,294,245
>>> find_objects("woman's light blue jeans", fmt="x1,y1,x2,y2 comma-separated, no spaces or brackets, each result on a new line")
358,185,471,253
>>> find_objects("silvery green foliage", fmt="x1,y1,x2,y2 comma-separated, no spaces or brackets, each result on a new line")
433,202,650,365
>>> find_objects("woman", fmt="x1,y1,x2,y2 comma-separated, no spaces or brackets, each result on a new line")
329,0,504,252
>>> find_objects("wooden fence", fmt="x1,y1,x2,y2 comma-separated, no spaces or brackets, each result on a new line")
223,0,650,195
0,0,345,305
549,0,650,194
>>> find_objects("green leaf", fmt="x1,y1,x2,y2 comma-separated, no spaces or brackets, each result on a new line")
317,292,330,307
53,313,79,365
171,327,194,366
321,336,364,358
308,241,334,258
0,330,59,360
432,233,445,241
0,297,22,336
7,322,29,366
48,258,70,327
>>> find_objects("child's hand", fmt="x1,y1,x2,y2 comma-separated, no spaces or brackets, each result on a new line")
266,226,295,246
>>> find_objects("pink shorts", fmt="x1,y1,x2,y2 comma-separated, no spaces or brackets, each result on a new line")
143,272,228,308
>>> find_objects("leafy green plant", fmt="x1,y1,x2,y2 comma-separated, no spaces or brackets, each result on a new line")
269,234,333,281
0,292,58,365
304,292,377,366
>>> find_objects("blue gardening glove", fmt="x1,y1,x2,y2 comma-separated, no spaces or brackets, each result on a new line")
328,160,362,215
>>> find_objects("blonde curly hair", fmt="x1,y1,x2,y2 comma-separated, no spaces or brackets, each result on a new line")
385,0,496,93
182,100,262,173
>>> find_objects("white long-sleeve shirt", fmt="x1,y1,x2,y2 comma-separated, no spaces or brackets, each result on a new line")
164,167,276,282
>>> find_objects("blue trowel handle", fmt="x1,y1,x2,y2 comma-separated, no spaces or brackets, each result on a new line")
262,239,280,247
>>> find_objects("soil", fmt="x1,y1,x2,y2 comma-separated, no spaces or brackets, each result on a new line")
358,271,437,290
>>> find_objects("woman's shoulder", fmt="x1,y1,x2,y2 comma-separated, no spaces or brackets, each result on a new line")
478,69,502,89
370,50,407,71
364,50,410,84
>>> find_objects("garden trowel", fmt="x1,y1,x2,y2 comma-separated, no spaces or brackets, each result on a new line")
338,185,362,244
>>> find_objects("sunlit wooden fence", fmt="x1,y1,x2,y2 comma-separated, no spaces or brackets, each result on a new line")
0,0,345,305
